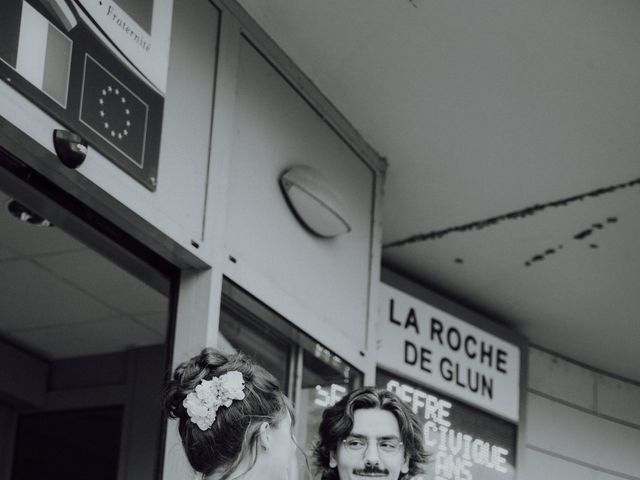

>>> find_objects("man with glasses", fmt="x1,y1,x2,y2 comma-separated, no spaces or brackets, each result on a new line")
313,387,428,480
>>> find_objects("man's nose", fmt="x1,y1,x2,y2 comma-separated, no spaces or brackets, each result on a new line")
363,442,381,466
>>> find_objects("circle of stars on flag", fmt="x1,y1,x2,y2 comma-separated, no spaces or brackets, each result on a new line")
98,85,132,141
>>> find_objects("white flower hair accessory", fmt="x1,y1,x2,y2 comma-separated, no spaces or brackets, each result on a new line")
183,371,246,431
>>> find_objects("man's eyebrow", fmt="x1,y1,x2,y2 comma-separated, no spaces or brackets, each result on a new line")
346,433,401,440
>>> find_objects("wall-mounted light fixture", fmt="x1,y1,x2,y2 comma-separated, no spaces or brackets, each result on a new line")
280,166,351,238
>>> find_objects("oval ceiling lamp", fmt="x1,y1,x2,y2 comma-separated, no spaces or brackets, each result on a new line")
280,165,351,238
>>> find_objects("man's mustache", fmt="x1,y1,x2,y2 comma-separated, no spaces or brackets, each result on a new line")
352,465,390,475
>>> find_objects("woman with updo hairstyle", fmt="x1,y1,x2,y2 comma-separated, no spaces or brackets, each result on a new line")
164,348,297,480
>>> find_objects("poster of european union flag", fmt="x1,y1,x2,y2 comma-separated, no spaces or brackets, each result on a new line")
80,54,149,169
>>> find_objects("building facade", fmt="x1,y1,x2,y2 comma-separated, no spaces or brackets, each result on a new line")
0,1,638,480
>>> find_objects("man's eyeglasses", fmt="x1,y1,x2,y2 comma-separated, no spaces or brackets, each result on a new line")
341,436,404,455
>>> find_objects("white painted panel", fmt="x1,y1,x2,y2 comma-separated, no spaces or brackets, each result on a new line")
528,348,595,410
225,39,375,348
526,393,640,478
597,374,640,427
16,3,49,89
522,448,595,480
150,0,218,245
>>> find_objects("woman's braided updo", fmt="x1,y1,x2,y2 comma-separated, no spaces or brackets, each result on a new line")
164,348,291,477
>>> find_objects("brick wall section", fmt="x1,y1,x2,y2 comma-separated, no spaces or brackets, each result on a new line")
523,347,640,480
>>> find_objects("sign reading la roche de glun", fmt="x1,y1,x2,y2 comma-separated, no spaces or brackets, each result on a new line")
377,283,520,422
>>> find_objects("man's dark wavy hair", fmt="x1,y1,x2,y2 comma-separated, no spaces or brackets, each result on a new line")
313,386,428,480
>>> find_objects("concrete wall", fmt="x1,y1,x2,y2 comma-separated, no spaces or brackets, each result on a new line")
523,347,640,480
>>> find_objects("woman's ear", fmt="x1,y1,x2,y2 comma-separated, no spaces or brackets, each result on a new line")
329,452,337,468
258,422,271,451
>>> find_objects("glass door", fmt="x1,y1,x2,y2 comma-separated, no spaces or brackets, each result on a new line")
0,151,178,480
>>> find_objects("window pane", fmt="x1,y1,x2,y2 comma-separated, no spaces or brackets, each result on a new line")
296,343,362,480
218,306,290,390
0,184,172,480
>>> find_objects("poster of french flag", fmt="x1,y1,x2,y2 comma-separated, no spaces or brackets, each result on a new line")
0,0,72,108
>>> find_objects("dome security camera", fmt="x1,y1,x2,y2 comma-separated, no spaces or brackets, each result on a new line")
53,129,88,169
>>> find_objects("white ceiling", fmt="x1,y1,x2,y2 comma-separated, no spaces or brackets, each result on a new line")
0,190,168,360
236,0,640,382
